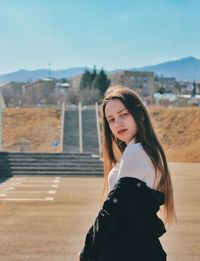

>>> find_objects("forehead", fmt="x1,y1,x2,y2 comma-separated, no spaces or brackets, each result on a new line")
105,99,127,117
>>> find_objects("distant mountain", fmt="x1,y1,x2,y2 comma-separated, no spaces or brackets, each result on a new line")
0,56,200,83
130,56,200,81
0,67,87,83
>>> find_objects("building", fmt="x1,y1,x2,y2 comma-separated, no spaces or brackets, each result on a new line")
109,70,155,97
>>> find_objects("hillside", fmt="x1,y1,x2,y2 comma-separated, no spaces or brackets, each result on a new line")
2,108,62,152
1,56,200,82
149,107,200,162
2,107,200,162
132,56,200,81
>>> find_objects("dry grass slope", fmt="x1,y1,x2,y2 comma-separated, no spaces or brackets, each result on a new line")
2,107,200,162
149,107,200,162
2,108,62,152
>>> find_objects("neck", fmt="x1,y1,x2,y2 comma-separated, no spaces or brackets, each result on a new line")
127,137,136,145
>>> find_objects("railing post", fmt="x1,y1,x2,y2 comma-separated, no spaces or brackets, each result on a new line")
0,89,6,151
78,102,83,153
95,102,102,156
60,102,65,152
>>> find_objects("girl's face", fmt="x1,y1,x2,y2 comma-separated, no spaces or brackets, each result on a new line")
105,99,138,145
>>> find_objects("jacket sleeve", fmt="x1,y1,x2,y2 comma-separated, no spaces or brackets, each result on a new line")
79,177,143,261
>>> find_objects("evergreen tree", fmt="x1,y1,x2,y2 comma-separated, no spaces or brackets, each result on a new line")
91,65,97,82
80,69,93,89
93,69,110,95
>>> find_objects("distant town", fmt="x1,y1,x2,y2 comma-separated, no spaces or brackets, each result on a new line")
0,68,200,108
0,56,200,108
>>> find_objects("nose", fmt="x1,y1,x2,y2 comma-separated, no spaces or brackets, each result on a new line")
115,117,123,127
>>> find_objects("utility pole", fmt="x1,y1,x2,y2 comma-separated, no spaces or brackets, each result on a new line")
48,63,51,79
191,81,196,98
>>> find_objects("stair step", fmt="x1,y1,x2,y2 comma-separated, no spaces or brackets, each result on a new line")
0,161,102,168
1,171,102,176
0,158,99,162
0,152,103,177
0,166,103,170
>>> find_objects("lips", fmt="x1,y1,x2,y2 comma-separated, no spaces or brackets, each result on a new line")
117,129,127,134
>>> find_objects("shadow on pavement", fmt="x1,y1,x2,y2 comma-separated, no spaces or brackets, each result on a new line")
0,152,13,184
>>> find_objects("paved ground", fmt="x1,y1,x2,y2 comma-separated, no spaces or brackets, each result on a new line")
0,162,199,261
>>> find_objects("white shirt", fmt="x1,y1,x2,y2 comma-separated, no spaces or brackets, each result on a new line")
108,142,160,193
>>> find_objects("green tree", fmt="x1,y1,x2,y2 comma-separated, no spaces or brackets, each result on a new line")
93,69,110,95
158,86,165,94
80,69,93,89
91,65,97,82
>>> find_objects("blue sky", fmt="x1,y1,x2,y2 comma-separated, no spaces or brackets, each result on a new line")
0,0,200,74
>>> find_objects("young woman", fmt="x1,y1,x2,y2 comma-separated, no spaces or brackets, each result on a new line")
78,85,177,261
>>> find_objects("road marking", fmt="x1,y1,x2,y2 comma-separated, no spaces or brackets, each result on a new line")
48,190,56,194
8,187,15,190
0,176,60,201
0,198,54,201
45,197,54,200
7,185,54,187
5,190,51,193
51,184,58,188
19,180,57,183
0,183,17,187
53,180,60,183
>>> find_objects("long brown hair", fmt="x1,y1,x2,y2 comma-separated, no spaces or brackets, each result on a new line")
100,85,177,227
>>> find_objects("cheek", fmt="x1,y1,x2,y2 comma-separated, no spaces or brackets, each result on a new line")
133,121,138,132
108,124,115,134
108,123,117,136
129,117,138,130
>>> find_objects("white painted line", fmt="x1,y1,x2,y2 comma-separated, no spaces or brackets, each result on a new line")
6,191,50,193
0,183,16,187
0,198,54,201
10,185,53,187
0,188,9,192
0,194,7,197
45,197,54,200
51,184,58,188
6,178,26,181
20,180,56,183
53,180,60,183
1,188,14,192
8,187,15,190
48,190,56,194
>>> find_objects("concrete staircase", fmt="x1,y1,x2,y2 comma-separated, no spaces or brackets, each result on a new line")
63,106,100,155
82,107,99,155
63,109,79,153
0,152,103,177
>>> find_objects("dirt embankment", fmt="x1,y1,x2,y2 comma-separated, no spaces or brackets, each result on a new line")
2,107,200,162
2,108,62,152
149,107,200,162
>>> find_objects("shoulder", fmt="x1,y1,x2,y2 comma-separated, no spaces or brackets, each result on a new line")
122,142,143,160
121,142,146,168
117,143,156,186
118,143,147,175
108,165,119,180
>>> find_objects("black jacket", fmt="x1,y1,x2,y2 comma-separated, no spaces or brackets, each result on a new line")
80,177,167,261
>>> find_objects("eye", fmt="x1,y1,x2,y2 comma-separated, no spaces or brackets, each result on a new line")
108,118,114,123
120,112,128,118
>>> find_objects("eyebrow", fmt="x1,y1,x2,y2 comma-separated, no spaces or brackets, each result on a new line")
106,108,127,119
